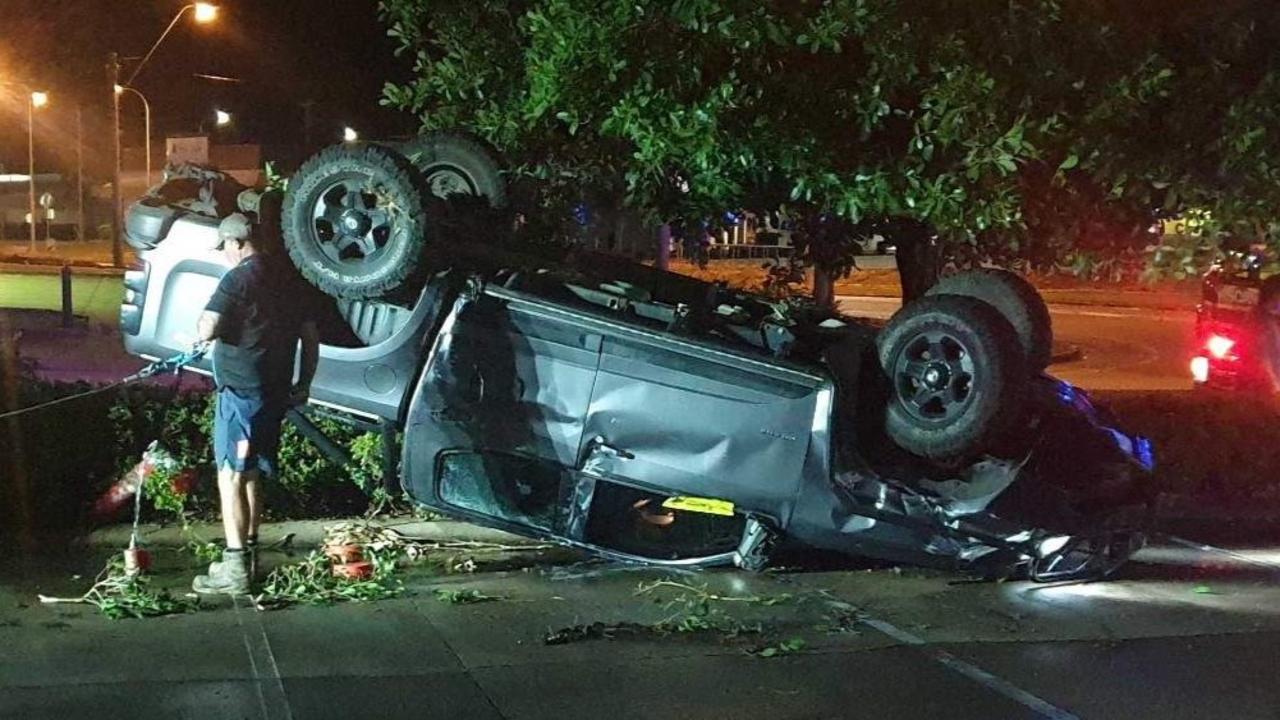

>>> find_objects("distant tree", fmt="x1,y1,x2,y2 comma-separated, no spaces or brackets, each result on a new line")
380,0,1280,295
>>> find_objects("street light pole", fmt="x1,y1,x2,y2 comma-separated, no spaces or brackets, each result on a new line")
117,86,153,186
27,94,36,253
109,52,123,267
77,105,85,243
109,3,217,267
125,3,217,86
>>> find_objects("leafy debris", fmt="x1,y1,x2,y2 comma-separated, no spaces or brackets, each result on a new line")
434,588,503,605
38,557,198,620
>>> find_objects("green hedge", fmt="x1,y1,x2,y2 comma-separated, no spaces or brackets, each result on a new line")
1,373,386,542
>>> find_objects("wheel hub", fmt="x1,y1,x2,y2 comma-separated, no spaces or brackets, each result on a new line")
311,177,395,266
428,169,473,199
923,363,950,390
340,209,372,236
892,332,978,423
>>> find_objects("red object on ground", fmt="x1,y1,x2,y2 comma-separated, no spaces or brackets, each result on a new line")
331,560,374,580
123,547,152,575
90,443,192,522
323,543,364,564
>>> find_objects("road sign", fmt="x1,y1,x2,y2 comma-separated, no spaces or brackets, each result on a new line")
38,191,54,208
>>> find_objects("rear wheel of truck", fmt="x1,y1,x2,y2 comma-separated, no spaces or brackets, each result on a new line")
398,132,507,208
926,268,1053,371
877,294,1028,462
283,143,428,301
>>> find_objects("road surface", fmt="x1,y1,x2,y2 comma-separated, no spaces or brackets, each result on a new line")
3,530,1279,720
838,295,1194,391
1,271,1197,390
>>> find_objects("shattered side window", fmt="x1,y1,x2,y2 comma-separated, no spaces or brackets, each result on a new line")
438,451,567,533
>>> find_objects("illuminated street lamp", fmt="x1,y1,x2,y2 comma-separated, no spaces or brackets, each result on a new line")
343,126,359,142
109,2,220,267
115,85,152,186
215,109,232,127
193,2,219,23
125,3,220,86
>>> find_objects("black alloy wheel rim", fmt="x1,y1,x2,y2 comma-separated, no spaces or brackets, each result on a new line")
892,331,977,424
311,175,395,266
425,163,478,199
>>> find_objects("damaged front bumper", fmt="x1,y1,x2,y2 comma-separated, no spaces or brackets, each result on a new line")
786,377,1155,581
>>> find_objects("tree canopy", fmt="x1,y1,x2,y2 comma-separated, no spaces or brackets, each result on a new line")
380,0,1280,275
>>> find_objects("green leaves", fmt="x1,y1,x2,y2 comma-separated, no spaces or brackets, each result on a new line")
434,588,503,604
379,0,1280,274
755,637,806,658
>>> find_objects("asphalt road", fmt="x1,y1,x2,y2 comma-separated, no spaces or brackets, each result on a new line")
837,295,1195,391
2,271,1198,391
0,268,1214,406
3,532,1279,720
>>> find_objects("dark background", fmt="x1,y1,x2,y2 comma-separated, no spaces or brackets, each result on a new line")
0,0,415,177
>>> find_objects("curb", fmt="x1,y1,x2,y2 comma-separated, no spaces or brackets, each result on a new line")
86,518,539,550
833,288,1195,313
1050,343,1085,364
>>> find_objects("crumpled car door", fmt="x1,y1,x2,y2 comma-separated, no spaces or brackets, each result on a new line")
401,291,602,532
579,329,829,522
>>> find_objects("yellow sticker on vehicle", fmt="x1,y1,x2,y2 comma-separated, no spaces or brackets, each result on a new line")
662,496,736,517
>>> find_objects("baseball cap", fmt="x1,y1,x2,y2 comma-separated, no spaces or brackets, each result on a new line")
217,212,253,248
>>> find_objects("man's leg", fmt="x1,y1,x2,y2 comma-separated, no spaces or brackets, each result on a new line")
195,392,253,595
242,467,262,580
218,461,250,550
194,464,252,594
245,470,261,543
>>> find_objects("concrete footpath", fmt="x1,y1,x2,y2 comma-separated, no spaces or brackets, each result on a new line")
88,518,534,550
3,533,1280,720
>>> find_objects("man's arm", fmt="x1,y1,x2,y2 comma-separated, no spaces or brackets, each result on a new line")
200,267,244,343
291,320,320,405
196,310,225,342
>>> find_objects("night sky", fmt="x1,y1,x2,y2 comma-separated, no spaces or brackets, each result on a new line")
0,0,414,177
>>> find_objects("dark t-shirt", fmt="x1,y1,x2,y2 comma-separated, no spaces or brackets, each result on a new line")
205,255,322,394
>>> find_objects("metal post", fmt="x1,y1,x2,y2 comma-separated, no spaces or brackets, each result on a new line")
76,106,85,243
27,96,36,254
109,53,123,267
60,265,73,328
144,97,152,187
0,161,6,242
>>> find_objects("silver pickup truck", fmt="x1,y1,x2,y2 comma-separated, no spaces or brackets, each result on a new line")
120,134,1155,580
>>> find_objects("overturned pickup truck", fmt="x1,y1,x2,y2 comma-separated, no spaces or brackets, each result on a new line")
121,134,1155,581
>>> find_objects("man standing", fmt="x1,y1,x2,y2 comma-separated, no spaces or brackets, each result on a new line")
193,212,320,595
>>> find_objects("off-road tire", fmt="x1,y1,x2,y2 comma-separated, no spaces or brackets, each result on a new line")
877,294,1028,462
283,143,427,301
926,268,1053,371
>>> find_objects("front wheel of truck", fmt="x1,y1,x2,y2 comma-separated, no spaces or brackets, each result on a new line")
283,143,429,301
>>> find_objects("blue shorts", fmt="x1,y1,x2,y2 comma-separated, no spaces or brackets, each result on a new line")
214,387,285,477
